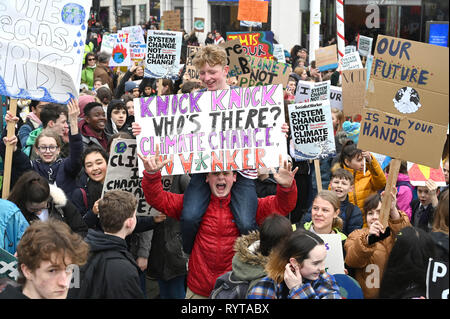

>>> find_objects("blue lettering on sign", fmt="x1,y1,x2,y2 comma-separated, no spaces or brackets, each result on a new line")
374,38,429,85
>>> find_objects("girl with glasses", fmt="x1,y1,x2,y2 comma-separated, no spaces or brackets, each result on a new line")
1,99,83,197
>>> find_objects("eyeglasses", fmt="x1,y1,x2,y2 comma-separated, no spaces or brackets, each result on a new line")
37,145,58,152
88,58,96,61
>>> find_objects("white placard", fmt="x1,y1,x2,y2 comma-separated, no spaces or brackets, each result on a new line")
341,51,363,70
317,234,346,275
0,0,91,103
134,85,287,176
145,30,182,79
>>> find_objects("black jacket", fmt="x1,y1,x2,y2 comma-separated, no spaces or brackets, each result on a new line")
410,200,434,232
69,229,145,299
0,285,28,299
430,231,449,262
21,184,88,238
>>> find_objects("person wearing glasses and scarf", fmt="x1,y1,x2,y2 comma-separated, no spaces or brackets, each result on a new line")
1,100,83,197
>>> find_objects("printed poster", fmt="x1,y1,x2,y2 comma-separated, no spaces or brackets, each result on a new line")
0,0,91,103
109,39,131,67
134,85,287,176
340,51,363,70
288,100,336,160
145,30,182,79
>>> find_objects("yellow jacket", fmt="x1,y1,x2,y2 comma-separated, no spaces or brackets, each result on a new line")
332,154,386,226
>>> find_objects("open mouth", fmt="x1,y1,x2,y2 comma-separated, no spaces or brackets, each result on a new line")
216,183,226,192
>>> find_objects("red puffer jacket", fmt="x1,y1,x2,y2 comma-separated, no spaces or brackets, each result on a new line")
142,170,297,297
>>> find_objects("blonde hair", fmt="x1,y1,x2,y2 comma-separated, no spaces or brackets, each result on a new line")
294,66,307,77
192,45,227,69
315,190,343,231
331,107,344,132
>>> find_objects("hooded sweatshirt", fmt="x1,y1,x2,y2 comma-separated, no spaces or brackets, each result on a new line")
69,229,144,299
78,119,108,151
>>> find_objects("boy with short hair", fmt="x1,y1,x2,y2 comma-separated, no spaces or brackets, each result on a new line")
0,219,89,299
301,168,363,235
410,179,439,232
71,190,145,299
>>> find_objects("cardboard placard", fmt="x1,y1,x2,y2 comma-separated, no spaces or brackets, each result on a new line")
341,51,363,70
358,34,373,57
185,46,201,82
0,0,91,103
226,31,274,59
193,17,205,32
220,39,251,78
317,234,346,275
237,0,269,23
426,259,449,299
358,35,449,169
161,10,181,31
288,100,336,161
237,56,292,88
315,45,339,72
144,30,182,79
341,68,367,121
102,139,173,216
407,161,446,187
134,85,287,176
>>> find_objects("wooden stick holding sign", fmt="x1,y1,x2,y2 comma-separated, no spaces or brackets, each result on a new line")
157,79,163,96
314,160,323,192
2,99,17,199
379,158,402,227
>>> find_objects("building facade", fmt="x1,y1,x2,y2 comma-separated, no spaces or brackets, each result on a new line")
96,0,448,50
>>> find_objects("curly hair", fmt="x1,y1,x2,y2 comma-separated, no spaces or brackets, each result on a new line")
192,45,227,69
16,219,89,285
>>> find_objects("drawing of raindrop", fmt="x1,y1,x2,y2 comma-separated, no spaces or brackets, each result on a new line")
77,49,81,54
73,41,78,47
79,40,84,47
81,24,86,31
77,31,82,37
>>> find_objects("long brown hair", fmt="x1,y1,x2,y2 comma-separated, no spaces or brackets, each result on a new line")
432,189,449,234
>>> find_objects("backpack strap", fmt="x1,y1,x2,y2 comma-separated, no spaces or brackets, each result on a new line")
80,188,88,210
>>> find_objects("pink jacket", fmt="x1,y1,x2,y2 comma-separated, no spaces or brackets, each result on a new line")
395,173,413,220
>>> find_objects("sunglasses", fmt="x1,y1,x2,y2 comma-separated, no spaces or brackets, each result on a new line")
88,58,96,61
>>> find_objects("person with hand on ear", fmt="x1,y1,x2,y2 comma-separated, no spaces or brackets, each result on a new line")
344,189,410,299
247,229,341,299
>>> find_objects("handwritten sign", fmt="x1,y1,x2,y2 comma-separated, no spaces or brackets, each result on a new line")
407,161,446,187
317,234,345,275
237,0,269,23
100,33,118,54
341,51,363,70
237,56,292,88
102,138,173,216
0,0,91,103
0,247,19,281
426,259,449,299
134,85,287,176
185,46,201,82
226,31,274,59
342,68,367,121
109,39,131,67
161,10,181,31
130,42,147,63
357,34,373,57
273,44,286,63
145,30,182,79
315,45,339,72
122,25,145,44
358,35,449,168
288,100,336,160
193,17,205,32
220,39,251,78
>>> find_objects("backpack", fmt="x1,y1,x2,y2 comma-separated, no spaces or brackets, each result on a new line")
210,271,261,299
